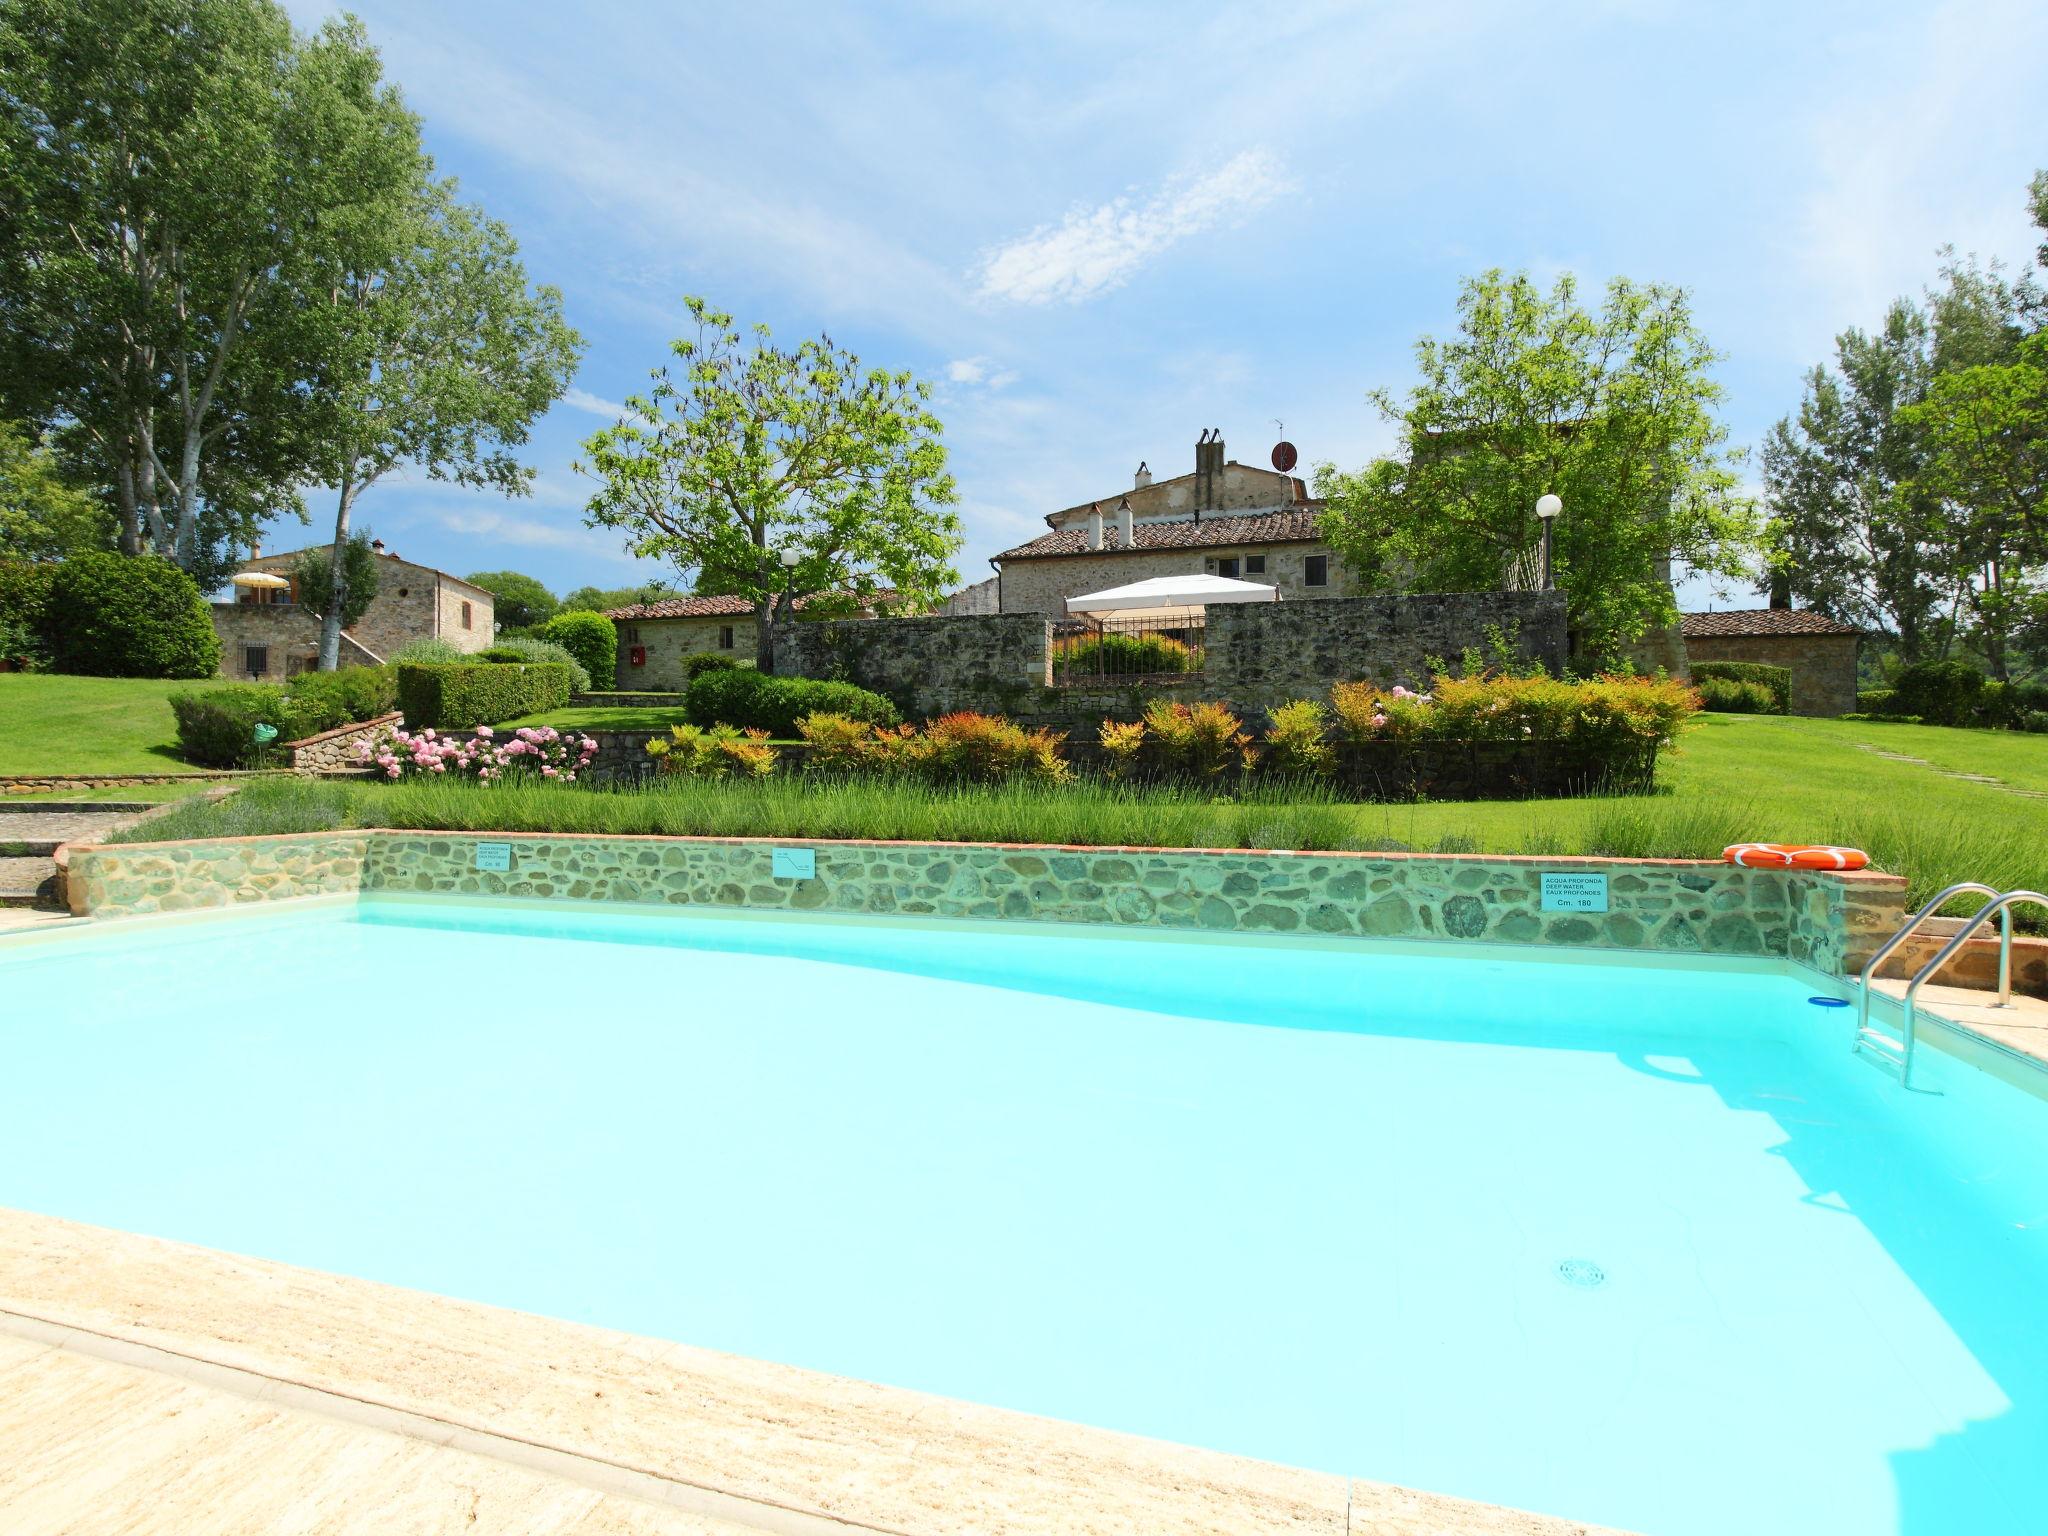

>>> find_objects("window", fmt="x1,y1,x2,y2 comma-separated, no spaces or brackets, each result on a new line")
1244,554,1266,575
718,625,735,650
1215,556,1240,580
1304,554,1329,587
461,600,473,630
244,646,269,678
625,625,640,643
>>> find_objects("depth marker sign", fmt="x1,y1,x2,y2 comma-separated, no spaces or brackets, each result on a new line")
1540,873,1609,912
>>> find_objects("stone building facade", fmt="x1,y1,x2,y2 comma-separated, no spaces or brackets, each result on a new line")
607,592,897,692
211,543,494,680
993,431,1349,616
1680,609,1861,716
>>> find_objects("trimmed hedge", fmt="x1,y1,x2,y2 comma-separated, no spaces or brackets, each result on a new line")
169,684,291,767
397,661,572,730
44,552,221,678
1856,689,1897,712
285,665,396,733
540,609,618,688
684,651,742,679
1690,661,1790,714
685,666,899,736
1696,677,1778,714
0,559,54,665
1889,660,1984,727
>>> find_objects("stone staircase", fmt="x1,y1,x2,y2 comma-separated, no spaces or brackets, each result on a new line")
0,802,153,922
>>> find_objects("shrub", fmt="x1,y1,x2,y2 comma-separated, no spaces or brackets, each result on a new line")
280,666,397,738
1696,677,1778,714
1097,719,1146,780
169,683,293,767
1857,689,1897,712
390,636,465,665
1889,659,1984,727
44,552,220,677
1330,681,1436,742
1690,661,1790,713
684,651,741,679
793,711,1067,783
1263,700,1334,777
794,711,879,770
481,633,590,692
0,559,55,666
1052,630,1197,676
396,662,572,730
647,723,778,779
1140,700,1255,779
541,609,617,688
685,666,898,736
357,722,596,782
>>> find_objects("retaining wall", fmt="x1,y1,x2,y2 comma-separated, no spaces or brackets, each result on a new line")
63,829,1907,977
284,712,401,773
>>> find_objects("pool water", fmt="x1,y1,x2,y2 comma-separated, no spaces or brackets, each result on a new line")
3,896,2046,1536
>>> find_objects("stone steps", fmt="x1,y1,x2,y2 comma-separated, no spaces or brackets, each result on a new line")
0,856,58,909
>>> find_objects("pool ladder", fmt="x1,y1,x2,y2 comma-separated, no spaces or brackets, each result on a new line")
1854,883,2047,1091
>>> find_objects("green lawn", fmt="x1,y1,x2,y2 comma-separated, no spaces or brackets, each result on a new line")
0,674,211,775
502,704,695,731
109,712,2048,920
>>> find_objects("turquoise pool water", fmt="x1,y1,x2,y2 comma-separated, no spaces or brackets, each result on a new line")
3,896,2046,1535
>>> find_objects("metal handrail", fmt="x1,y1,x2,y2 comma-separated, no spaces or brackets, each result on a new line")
1856,883,2010,1040
1895,889,2048,1089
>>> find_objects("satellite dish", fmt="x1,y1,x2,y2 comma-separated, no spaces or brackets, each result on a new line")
1271,441,1298,473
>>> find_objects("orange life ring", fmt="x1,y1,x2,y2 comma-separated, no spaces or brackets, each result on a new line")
1723,843,1869,871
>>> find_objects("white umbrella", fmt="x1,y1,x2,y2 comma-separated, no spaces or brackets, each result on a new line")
231,571,291,589
1065,572,1279,621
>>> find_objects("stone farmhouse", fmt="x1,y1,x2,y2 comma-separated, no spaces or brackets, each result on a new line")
212,539,495,681
1678,608,1861,716
607,592,896,691
988,431,1346,615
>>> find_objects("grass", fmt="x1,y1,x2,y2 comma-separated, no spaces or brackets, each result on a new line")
0,674,208,775
103,712,2048,924
501,704,696,731
2,779,231,803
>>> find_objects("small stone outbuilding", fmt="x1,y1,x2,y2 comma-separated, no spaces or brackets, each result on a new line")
1679,609,1861,716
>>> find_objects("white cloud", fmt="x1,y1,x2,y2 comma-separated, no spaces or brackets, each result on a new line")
974,149,1295,306
561,387,627,420
945,357,1018,389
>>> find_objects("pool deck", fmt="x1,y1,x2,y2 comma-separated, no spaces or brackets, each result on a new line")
0,1206,1630,1536
1870,977,2048,1074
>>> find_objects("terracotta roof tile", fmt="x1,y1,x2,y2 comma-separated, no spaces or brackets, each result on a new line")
996,509,1324,562
1679,608,1861,637
604,590,897,622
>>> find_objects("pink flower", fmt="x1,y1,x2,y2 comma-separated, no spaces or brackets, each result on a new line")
475,726,494,738
541,765,557,777
1391,685,1410,699
1371,713,1387,728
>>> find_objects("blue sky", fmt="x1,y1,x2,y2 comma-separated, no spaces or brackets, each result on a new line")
281,0,2047,607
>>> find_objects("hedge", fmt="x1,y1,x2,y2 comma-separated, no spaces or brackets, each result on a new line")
167,667,401,767
0,559,54,665
44,552,221,678
397,661,572,730
1695,677,1778,714
540,609,618,688
685,666,899,736
1689,661,1790,714
1856,689,1897,713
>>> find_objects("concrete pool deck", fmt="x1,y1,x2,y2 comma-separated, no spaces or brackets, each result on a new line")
0,1207,1630,1536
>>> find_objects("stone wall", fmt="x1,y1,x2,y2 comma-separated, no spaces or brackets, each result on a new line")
64,828,1908,977
615,615,750,690
998,542,1348,617
284,712,400,773
778,613,1053,722
1683,632,1860,717
1205,592,1568,712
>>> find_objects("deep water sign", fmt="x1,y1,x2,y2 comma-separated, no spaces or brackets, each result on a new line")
1540,873,1609,913
474,842,512,872
772,847,816,880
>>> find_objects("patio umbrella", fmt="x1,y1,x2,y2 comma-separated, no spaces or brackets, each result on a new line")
230,571,291,590
1064,573,1279,621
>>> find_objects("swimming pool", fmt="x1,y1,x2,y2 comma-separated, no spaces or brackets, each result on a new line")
3,895,2044,1535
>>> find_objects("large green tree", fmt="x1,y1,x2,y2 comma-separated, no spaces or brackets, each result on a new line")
0,0,421,578
291,530,380,633
1314,270,1756,662
0,418,111,558
559,582,673,614
305,174,581,668
577,297,961,669
466,570,559,630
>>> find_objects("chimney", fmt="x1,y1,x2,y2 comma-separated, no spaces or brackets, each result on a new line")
1194,428,1225,518
371,538,386,554
1134,460,1152,490
1116,496,1134,550
1086,501,1104,551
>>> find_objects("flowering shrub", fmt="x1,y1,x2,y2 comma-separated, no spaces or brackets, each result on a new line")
1330,681,1436,742
1330,672,1696,749
1262,700,1335,777
355,723,597,782
1139,700,1256,779
794,711,1068,783
646,723,777,779
1097,718,1147,779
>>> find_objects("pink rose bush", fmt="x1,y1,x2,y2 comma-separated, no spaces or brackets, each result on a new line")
355,723,598,783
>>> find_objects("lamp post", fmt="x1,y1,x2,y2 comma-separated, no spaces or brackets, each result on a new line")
1535,494,1561,591
764,546,801,673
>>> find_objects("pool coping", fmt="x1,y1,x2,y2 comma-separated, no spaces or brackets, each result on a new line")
0,1205,1631,1535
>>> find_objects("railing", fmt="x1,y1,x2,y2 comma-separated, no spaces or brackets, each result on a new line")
1050,614,1206,687
1855,882,2028,1090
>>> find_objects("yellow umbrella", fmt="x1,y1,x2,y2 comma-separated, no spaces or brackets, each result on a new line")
231,571,291,589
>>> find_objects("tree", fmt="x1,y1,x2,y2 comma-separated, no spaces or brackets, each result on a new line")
43,550,219,677
1314,270,1756,661
0,419,111,559
291,531,380,632
577,297,961,670
0,1,422,572
465,570,559,630
560,582,673,613
305,175,582,669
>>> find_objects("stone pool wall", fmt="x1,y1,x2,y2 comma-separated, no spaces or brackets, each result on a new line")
62,829,1908,975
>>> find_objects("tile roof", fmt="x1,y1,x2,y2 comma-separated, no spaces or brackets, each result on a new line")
604,590,897,621
240,548,495,598
996,508,1324,561
1679,608,1861,637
